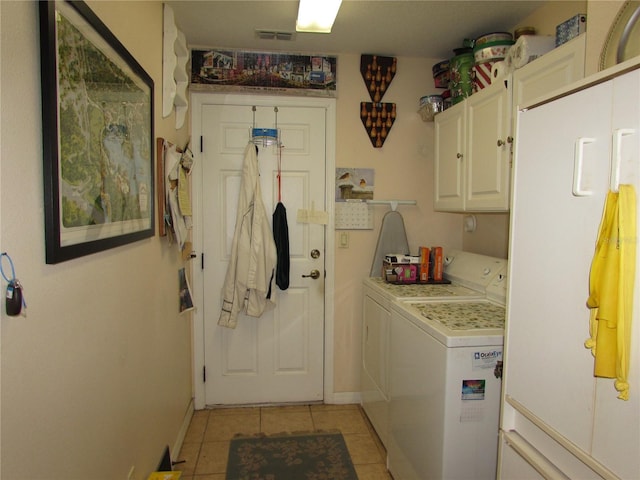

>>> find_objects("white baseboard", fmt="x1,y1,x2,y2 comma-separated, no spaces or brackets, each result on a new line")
324,391,362,405
172,397,195,463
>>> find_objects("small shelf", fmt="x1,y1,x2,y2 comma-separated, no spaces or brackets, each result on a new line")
163,4,190,129
366,199,417,211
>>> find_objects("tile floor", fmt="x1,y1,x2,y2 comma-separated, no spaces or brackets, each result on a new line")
176,403,391,480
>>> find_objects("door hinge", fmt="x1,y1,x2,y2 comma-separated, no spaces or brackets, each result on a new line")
200,136,203,153
202,365,206,383
201,253,205,270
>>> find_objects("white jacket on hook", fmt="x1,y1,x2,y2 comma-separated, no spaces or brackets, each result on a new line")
219,144,277,329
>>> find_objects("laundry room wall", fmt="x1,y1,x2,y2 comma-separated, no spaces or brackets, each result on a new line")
1,1,192,479
584,0,627,75
332,53,462,394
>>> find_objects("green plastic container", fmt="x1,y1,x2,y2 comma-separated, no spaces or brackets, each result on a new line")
449,52,474,104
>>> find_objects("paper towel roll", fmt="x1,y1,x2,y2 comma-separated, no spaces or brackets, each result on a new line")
491,61,509,81
507,35,555,69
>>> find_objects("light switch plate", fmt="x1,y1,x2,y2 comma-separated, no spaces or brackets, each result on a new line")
339,232,349,248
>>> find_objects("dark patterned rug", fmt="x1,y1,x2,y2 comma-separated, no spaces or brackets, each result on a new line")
225,430,358,480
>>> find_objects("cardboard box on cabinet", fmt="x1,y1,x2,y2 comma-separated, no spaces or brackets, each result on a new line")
556,14,586,46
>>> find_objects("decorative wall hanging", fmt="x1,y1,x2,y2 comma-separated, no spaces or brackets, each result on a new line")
360,102,396,148
190,49,337,97
360,54,396,102
39,1,154,264
359,54,397,148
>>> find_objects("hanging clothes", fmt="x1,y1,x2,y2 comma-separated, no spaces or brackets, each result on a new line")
273,144,290,290
165,141,189,250
273,203,289,289
219,144,277,329
585,184,637,400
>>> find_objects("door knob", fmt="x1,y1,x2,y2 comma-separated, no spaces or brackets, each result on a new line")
302,269,320,279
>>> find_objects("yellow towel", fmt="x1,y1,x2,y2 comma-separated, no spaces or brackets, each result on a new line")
585,185,636,400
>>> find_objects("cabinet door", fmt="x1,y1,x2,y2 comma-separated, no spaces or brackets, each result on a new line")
361,293,390,446
466,79,512,211
362,294,389,397
512,35,585,111
434,103,466,211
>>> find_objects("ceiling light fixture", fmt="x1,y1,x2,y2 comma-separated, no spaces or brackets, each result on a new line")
296,0,342,33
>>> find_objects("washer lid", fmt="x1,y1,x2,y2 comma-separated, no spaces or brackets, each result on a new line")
392,299,505,347
412,301,505,330
364,276,485,301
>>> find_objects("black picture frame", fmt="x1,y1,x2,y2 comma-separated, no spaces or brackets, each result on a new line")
39,0,154,264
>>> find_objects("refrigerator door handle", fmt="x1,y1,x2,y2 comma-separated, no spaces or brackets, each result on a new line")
573,137,595,196
610,128,636,192
502,430,571,480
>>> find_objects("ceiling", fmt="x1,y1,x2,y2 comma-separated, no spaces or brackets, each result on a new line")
167,0,548,60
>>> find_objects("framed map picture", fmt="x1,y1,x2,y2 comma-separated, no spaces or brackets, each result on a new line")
39,1,154,263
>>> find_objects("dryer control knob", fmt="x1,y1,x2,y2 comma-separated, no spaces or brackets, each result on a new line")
483,267,491,276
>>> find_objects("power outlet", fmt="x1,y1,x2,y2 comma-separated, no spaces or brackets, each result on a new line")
127,466,136,480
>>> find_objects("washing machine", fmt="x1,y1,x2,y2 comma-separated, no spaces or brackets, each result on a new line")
387,270,507,480
361,250,506,449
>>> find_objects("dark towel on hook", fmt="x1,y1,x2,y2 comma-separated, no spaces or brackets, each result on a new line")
273,202,290,290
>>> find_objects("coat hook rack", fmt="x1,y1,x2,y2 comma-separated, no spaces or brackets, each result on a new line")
250,106,281,147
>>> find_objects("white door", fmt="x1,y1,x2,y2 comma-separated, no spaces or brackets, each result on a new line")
197,98,328,405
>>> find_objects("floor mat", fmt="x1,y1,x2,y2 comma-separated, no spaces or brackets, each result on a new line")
225,430,358,480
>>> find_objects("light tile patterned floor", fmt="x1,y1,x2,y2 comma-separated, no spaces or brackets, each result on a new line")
177,403,391,480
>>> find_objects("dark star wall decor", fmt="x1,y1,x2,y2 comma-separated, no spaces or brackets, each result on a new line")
360,54,397,148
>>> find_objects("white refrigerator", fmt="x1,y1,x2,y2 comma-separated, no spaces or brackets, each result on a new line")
499,64,640,479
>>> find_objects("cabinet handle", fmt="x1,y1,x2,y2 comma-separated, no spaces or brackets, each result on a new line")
573,137,595,196
456,153,463,159
610,128,635,192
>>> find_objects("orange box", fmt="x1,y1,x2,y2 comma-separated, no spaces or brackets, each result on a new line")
430,246,443,281
419,246,430,264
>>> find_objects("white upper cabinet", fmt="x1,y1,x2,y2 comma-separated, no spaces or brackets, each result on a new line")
466,78,512,211
434,35,586,213
512,35,587,111
434,78,511,212
434,99,466,211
